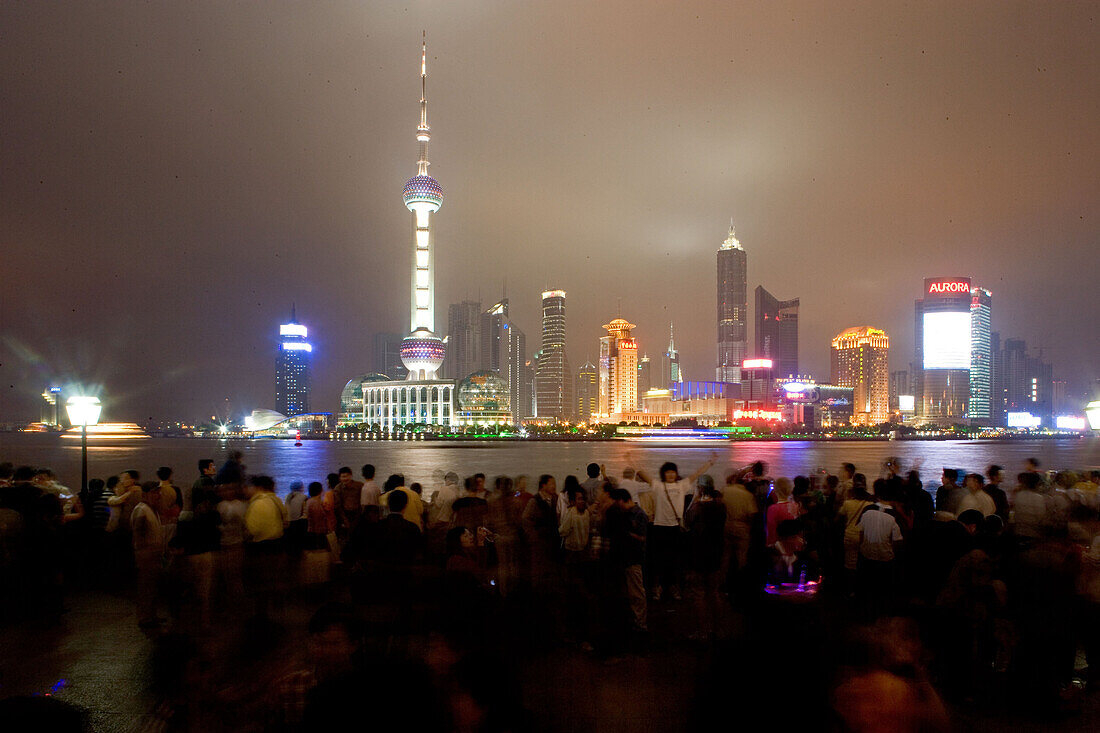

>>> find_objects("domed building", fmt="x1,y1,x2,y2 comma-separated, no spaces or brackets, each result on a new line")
454,371,512,428
338,373,392,427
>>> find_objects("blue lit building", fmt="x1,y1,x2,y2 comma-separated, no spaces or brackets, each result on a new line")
276,306,311,416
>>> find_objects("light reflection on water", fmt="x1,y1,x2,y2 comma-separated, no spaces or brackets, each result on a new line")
1,434,1097,488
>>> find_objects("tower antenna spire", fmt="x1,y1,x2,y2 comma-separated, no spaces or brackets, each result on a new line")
416,30,431,175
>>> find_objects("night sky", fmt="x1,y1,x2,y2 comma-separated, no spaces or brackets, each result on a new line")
2,2,1097,423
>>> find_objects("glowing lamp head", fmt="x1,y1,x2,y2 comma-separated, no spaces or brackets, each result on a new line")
400,329,446,378
66,395,102,427
403,175,443,214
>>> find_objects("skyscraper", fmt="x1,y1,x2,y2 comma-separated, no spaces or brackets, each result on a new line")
576,360,598,421
276,306,311,416
598,319,639,417
915,277,971,422
994,336,1053,424
637,354,652,409
831,327,889,425
399,35,446,380
716,222,747,382
754,286,799,379
664,323,682,386
446,300,482,381
889,369,911,411
481,298,528,424
969,287,993,423
536,289,572,420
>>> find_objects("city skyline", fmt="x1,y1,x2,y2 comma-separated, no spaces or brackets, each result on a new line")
2,3,1097,422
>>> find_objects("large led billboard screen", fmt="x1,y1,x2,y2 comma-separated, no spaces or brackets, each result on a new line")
922,311,971,369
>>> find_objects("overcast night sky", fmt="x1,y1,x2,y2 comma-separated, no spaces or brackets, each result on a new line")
1,2,1097,423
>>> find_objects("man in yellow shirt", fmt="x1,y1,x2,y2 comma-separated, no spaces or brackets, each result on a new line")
244,475,288,618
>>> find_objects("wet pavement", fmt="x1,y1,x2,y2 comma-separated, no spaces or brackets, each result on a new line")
1,586,1096,732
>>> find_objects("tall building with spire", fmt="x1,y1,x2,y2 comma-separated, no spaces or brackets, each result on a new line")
664,324,682,387
358,35,455,431
276,305,312,417
637,354,652,409
598,319,639,417
716,222,747,382
536,290,572,420
400,34,446,381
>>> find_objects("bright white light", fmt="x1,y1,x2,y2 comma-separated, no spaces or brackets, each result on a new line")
280,324,307,337
416,270,430,288
899,395,916,412
1007,412,1041,428
282,342,313,352
923,311,971,369
65,395,102,426
542,290,566,299
1087,401,1100,430
782,382,808,393
1055,415,1086,430
742,358,773,369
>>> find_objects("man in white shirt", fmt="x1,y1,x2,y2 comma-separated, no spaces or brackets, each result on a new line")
131,482,165,628
359,464,381,507
428,471,460,528
636,453,717,602
956,473,996,517
857,494,903,612
619,467,651,504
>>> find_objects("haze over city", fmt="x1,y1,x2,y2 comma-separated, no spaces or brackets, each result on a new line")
2,2,1097,422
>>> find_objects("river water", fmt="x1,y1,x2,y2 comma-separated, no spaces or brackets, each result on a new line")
1,433,1096,488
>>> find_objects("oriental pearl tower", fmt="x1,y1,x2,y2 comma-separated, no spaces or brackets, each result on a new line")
400,33,446,380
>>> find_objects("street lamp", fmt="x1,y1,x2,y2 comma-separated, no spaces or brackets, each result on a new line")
66,395,101,492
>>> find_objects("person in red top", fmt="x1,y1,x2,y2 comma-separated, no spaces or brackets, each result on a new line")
765,478,799,546
305,482,333,550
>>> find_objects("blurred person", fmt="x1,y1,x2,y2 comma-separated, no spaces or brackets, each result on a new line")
720,470,758,597
243,475,287,619
214,450,245,487
333,466,363,538
606,487,650,637
1012,472,1049,540
451,476,489,531
957,473,996,517
176,469,221,628
384,482,426,531
522,474,561,594
188,458,217,515
155,466,182,522
836,463,856,503
935,468,964,516
837,474,874,593
305,481,333,550
270,602,361,730
132,481,165,628
765,477,799,546
685,474,727,641
359,463,380,507
985,465,1010,521
637,454,717,602
428,471,460,529
770,519,807,582
856,485,904,614
284,481,308,553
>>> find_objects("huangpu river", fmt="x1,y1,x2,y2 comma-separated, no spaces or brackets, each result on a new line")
1,433,1097,488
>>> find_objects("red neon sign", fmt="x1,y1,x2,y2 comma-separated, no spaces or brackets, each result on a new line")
926,280,970,294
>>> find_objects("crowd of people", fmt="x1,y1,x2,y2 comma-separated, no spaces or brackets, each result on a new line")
1,451,1099,729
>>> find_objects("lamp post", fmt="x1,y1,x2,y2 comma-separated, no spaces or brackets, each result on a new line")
66,395,101,492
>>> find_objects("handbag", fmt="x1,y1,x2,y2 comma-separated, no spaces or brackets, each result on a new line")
660,482,687,531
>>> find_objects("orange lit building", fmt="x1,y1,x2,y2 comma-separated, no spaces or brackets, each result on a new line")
831,327,890,425
599,319,639,419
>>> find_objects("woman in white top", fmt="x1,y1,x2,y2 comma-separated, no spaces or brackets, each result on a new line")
635,453,718,602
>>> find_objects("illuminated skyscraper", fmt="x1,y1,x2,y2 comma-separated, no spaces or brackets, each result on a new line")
276,306,312,416
400,35,446,380
716,222,747,382
637,354,652,409
914,277,971,422
599,319,639,417
969,287,993,423
831,326,889,425
754,286,799,379
576,360,598,421
664,323,682,386
536,289,572,419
